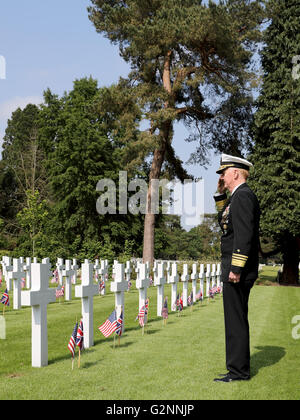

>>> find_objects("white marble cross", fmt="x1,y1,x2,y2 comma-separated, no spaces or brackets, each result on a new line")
8,258,25,310
71,259,78,284
211,264,216,287
216,263,221,288
168,262,179,311
181,264,190,307
94,259,101,282
62,260,75,301
24,257,31,289
125,261,132,291
110,263,127,334
165,261,171,284
190,263,198,304
154,261,166,317
99,259,109,295
21,262,56,367
56,258,65,286
135,263,151,311
206,264,211,297
2,256,13,291
75,261,98,349
199,264,205,299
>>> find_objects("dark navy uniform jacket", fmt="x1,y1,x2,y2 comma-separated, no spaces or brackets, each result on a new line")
214,183,260,283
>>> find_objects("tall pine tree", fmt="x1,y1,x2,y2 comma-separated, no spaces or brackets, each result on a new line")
88,0,265,264
250,0,300,284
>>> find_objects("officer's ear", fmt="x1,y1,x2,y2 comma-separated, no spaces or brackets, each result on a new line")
233,168,239,180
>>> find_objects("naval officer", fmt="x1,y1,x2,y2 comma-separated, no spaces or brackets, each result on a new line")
213,154,260,382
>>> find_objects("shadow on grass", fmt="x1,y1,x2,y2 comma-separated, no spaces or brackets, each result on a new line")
251,345,286,378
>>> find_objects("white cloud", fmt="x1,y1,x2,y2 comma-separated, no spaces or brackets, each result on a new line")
0,95,43,120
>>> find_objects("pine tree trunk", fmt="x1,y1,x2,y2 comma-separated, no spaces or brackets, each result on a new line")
143,51,173,265
142,145,166,265
281,234,299,285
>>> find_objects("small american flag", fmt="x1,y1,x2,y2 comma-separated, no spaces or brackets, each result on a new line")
176,294,183,311
21,277,26,289
0,270,3,285
56,285,64,299
115,311,123,337
188,291,193,306
162,297,168,319
1,289,10,306
68,322,78,358
51,269,59,284
98,310,118,338
149,276,153,286
76,319,84,350
99,279,105,293
127,280,132,291
136,305,146,327
209,285,218,298
136,299,149,327
195,290,203,301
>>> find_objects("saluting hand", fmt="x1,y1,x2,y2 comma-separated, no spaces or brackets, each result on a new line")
218,178,226,194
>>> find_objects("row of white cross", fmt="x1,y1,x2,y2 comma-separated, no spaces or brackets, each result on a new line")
0,256,221,368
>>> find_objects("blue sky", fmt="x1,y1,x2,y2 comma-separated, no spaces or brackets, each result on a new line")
0,0,221,219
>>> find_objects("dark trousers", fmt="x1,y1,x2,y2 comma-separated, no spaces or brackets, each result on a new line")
222,281,253,379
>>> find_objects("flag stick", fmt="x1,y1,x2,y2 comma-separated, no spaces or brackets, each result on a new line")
78,349,81,368
118,336,120,347
3,304,5,317
113,334,116,349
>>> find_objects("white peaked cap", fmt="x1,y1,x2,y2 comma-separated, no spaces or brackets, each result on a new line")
216,153,253,174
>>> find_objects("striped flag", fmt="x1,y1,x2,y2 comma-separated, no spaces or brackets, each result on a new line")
176,294,183,311
98,310,118,338
52,269,59,284
56,285,64,299
1,289,10,306
195,289,203,301
115,311,123,337
209,286,218,298
136,305,146,327
76,319,84,350
136,298,149,327
99,279,105,294
188,291,193,306
161,297,168,319
68,322,78,358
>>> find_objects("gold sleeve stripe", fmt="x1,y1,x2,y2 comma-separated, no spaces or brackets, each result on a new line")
216,200,227,211
232,253,248,260
231,259,247,267
232,257,248,263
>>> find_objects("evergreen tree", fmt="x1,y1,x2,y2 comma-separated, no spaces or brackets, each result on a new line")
88,0,265,263
250,0,300,284
39,77,144,259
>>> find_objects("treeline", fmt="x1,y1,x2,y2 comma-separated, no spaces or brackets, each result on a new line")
0,78,220,262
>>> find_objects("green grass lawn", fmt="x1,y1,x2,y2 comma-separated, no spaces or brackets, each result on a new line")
0,270,299,400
